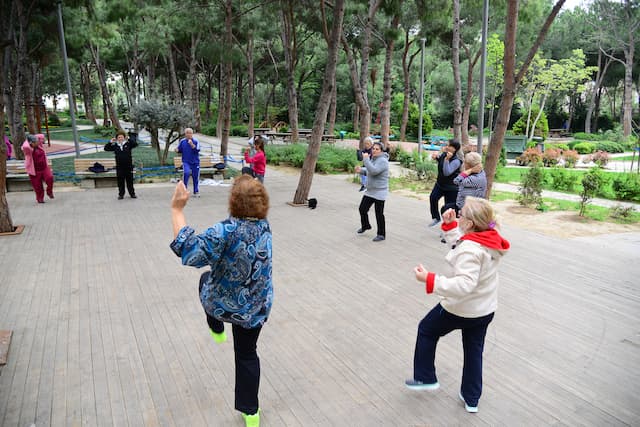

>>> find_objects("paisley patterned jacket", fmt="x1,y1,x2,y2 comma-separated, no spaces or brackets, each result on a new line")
171,218,273,328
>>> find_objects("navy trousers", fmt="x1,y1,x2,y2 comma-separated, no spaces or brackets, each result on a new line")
199,273,262,415
413,303,494,407
429,183,457,221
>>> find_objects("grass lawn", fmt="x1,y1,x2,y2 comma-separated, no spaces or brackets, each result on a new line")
49,128,110,142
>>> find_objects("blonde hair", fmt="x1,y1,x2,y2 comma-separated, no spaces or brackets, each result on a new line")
464,152,483,168
462,196,498,232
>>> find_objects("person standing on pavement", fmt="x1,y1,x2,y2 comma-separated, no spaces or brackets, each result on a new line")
406,197,510,414
21,134,54,203
175,127,201,196
355,141,389,242
104,129,138,199
443,151,487,215
356,136,373,191
244,135,266,183
170,175,272,427
428,139,463,227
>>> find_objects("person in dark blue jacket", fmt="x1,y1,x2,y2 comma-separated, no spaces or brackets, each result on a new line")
104,129,138,199
175,127,201,196
428,139,462,227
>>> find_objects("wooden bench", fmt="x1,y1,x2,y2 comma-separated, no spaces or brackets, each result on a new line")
253,128,272,135
5,160,53,192
549,128,572,138
174,156,226,180
74,158,127,189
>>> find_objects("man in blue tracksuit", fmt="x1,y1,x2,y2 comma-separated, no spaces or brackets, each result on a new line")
176,127,201,196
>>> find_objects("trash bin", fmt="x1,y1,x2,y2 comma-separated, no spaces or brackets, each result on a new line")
533,136,544,152
339,130,346,140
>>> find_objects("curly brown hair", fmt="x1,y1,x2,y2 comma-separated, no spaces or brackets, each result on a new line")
115,129,127,137
229,175,269,219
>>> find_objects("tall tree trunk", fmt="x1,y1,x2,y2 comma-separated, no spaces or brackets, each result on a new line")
25,61,37,133
10,1,28,160
247,37,255,137
484,0,565,196
220,0,233,157
461,44,481,146
281,0,299,141
380,15,400,147
451,0,462,141
166,46,181,102
586,50,611,133
622,39,633,137
0,1,14,232
80,63,97,123
341,0,381,147
187,33,201,131
293,0,345,204
90,44,121,129
400,31,417,142
327,84,337,135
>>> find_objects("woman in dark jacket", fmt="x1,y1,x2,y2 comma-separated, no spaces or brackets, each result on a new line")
428,139,463,227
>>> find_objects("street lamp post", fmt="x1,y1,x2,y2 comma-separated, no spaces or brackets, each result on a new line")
417,38,426,155
56,0,80,157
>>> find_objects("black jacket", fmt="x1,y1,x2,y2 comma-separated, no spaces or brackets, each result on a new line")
104,139,138,170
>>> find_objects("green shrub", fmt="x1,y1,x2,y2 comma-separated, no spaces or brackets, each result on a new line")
550,143,570,151
512,107,549,139
580,167,604,216
201,123,216,136
548,167,577,191
93,125,113,137
595,141,624,153
612,173,640,202
48,113,61,126
518,162,544,209
572,132,601,141
230,124,248,137
264,143,357,173
573,141,596,154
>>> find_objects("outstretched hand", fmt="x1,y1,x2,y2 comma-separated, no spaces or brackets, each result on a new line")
442,208,457,224
413,264,427,283
171,181,190,210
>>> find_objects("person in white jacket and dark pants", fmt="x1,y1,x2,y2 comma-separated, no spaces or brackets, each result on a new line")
405,197,510,413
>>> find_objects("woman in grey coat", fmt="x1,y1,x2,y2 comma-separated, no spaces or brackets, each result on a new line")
355,141,389,242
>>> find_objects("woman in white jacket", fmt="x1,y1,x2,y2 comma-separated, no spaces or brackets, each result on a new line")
405,197,510,413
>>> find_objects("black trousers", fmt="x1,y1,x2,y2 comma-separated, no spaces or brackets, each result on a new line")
359,195,386,237
116,167,135,197
429,183,457,220
199,273,262,415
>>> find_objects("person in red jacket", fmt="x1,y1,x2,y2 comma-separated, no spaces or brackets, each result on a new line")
244,135,266,183
21,134,54,203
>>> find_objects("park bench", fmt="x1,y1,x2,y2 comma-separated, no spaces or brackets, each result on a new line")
73,158,133,188
5,159,53,192
549,128,572,138
253,128,272,135
174,156,226,180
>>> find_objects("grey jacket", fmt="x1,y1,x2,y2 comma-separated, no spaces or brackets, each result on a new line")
361,152,389,200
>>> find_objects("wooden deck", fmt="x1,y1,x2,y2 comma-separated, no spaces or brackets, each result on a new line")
1,168,639,426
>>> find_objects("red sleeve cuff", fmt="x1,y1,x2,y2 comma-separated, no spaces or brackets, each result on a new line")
425,272,436,294
459,172,468,178
441,221,457,231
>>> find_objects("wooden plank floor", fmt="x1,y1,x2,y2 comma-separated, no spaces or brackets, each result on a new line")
1,168,639,426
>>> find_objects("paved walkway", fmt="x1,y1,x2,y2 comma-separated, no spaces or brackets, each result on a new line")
1,165,639,426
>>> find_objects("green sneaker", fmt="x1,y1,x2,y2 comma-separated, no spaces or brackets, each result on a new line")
242,409,260,427
209,329,227,344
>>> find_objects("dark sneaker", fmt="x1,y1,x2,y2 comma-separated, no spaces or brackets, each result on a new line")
405,379,440,391
459,391,478,413
428,219,441,227
357,226,372,234
118,195,124,200
130,194,137,199
372,235,385,242
359,185,366,192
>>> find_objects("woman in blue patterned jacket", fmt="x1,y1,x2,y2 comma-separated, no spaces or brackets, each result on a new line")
170,175,272,427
